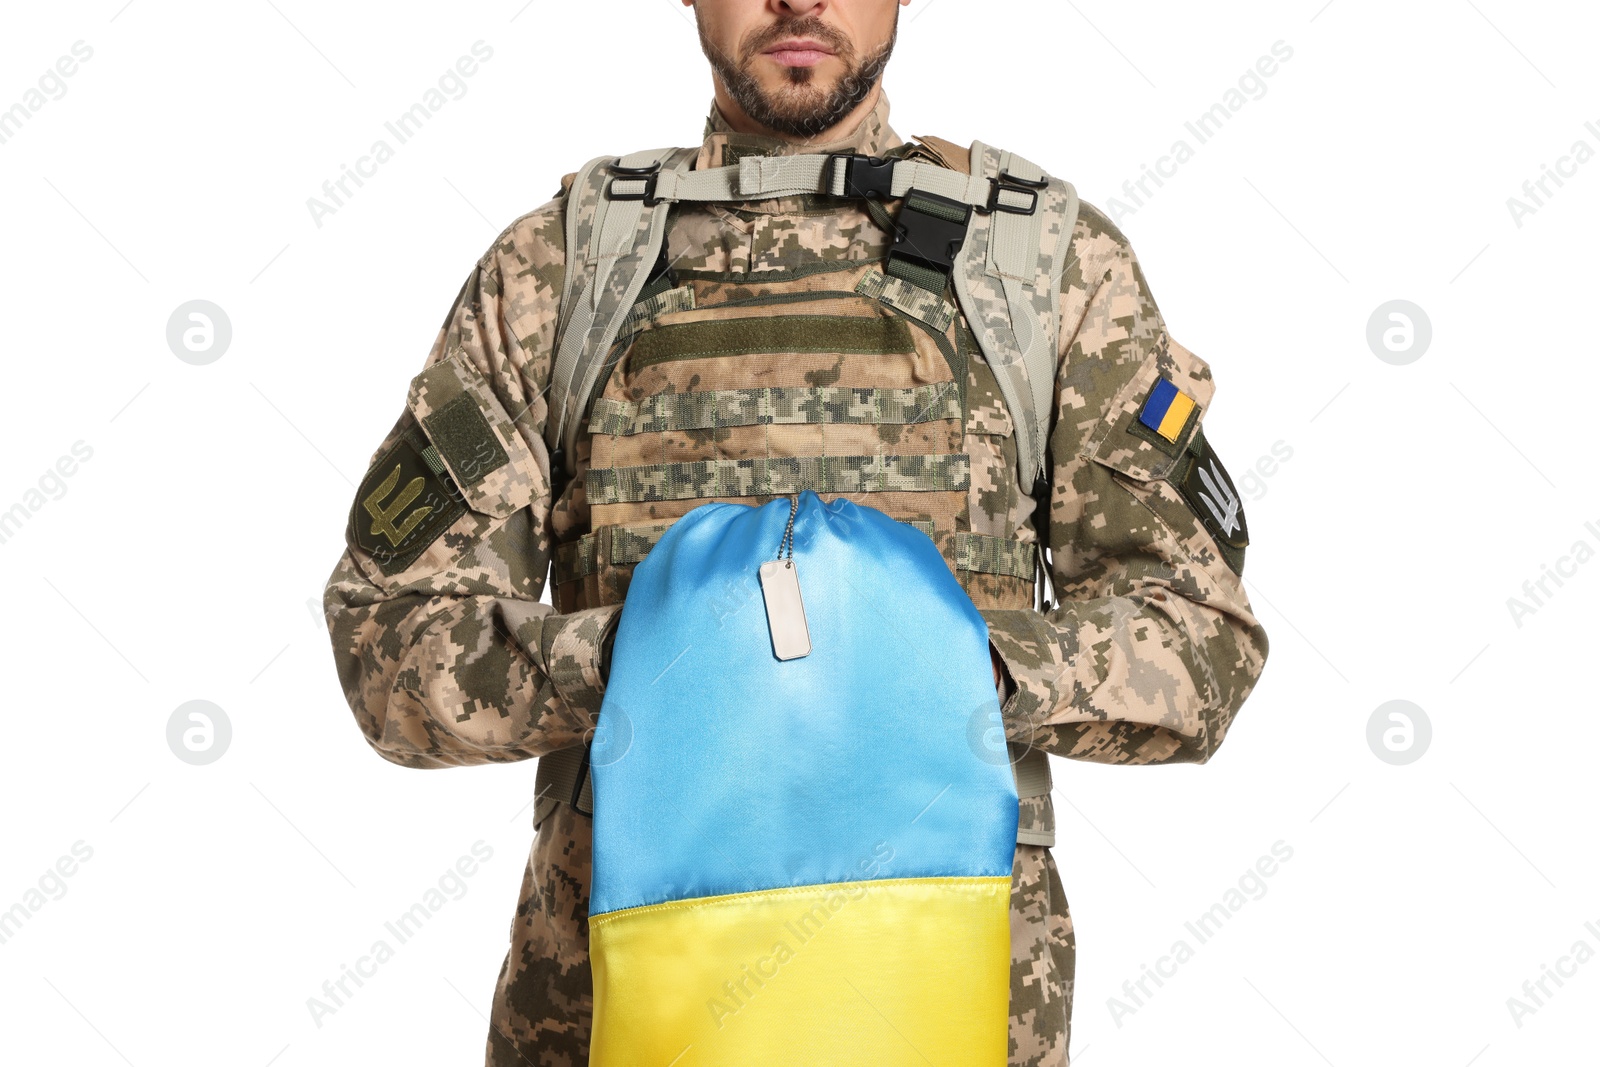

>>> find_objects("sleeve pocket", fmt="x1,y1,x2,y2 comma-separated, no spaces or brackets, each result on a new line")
1081,341,1214,484
347,352,541,589
1077,341,1249,574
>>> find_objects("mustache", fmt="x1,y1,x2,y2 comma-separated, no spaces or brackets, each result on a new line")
742,17,853,63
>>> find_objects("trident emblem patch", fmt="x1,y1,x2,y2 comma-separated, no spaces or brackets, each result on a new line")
1177,429,1249,574
348,428,465,575
363,464,434,548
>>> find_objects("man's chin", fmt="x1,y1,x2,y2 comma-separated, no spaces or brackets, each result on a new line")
756,100,839,134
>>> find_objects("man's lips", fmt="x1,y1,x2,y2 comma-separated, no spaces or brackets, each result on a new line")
763,39,834,67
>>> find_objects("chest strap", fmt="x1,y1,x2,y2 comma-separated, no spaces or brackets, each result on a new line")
607,152,1039,215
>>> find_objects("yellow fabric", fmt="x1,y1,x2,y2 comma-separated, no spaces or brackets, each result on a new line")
1157,390,1195,441
589,876,1011,1066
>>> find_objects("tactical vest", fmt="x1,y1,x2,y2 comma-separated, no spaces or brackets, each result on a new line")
536,137,1076,848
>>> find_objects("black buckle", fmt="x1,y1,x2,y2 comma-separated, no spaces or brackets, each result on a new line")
606,158,662,205
983,174,1040,216
889,192,973,275
828,152,897,201
548,444,574,494
1000,168,1048,189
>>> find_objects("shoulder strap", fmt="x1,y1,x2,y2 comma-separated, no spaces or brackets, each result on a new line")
547,146,699,477
948,142,1080,492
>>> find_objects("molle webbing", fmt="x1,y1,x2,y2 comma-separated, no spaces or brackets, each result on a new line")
554,523,673,583
558,518,1036,584
617,285,695,336
854,269,957,332
899,519,1040,580
585,453,971,505
587,384,963,436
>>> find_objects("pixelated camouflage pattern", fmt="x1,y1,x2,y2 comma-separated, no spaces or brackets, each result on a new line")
486,802,595,1063
959,530,1037,579
588,382,962,435
585,452,971,504
660,109,904,275
855,268,957,331
1011,841,1076,1066
550,144,702,462
410,351,541,514
936,136,1079,487
961,328,1042,615
982,201,1269,772
554,520,678,588
322,88,1266,1067
323,181,621,769
618,284,697,336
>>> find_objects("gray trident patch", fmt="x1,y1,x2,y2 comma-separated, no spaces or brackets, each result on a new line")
1177,429,1249,574
1196,459,1242,538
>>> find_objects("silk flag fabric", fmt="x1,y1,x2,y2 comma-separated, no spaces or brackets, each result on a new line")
588,490,1018,1065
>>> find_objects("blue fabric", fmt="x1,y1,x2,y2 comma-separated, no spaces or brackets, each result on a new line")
1139,376,1178,432
589,491,1019,917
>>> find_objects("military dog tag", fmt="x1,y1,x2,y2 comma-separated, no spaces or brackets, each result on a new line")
759,559,811,660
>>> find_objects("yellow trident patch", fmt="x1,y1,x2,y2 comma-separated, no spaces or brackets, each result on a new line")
349,427,465,576
363,463,434,548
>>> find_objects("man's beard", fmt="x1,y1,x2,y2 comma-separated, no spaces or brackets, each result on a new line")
699,14,898,140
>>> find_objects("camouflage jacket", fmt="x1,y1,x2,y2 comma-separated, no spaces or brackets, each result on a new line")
324,88,1268,1067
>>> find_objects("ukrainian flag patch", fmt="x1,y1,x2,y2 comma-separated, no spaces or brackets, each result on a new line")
1139,377,1197,443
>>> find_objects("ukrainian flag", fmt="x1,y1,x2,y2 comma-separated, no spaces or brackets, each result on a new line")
588,490,1017,1066
1139,376,1196,443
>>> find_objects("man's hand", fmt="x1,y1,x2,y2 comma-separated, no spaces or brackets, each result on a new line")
990,644,1006,700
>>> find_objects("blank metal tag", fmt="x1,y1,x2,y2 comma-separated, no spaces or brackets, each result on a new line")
758,559,811,660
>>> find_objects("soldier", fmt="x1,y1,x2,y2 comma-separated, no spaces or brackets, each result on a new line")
322,0,1270,1063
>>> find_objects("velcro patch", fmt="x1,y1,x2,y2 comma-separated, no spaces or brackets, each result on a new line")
422,392,509,488
1175,429,1248,574
349,425,466,576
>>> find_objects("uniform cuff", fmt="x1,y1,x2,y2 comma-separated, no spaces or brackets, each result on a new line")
539,603,623,727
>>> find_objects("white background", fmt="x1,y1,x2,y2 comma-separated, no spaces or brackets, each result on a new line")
1,1,1595,1064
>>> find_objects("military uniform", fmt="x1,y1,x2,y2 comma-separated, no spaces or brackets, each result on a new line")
324,89,1269,1066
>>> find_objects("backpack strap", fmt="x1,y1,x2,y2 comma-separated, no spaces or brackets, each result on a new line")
948,142,1080,493
547,146,699,478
